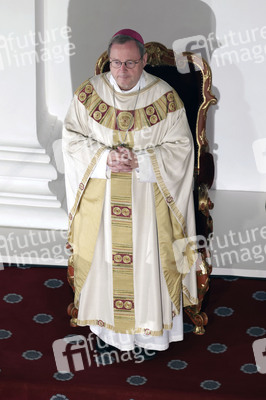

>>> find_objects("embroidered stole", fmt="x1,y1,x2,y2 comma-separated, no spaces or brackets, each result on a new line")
111,172,135,332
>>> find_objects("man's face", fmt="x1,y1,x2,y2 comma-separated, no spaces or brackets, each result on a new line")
109,40,147,91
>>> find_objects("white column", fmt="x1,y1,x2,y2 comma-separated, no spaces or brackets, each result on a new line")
0,0,67,230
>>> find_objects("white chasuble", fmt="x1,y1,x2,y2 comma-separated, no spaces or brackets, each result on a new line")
62,71,198,351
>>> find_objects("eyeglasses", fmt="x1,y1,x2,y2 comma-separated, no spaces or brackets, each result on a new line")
109,58,142,69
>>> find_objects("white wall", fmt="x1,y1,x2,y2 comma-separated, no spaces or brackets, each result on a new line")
205,0,266,192
203,0,266,276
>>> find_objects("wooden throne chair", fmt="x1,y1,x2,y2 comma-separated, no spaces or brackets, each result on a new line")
68,42,217,335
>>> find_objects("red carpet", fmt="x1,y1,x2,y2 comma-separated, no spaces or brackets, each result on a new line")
0,265,265,400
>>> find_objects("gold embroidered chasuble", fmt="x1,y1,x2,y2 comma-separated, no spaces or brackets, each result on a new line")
63,71,198,336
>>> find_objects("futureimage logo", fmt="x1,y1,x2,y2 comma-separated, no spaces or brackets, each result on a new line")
172,25,266,73
173,226,266,271
0,230,69,265
0,25,76,71
209,226,266,267
53,333,156,371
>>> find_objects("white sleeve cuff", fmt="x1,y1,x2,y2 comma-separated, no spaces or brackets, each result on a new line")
136,151,156,182
90,149,110,179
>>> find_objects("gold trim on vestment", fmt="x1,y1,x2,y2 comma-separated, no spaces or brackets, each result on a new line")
76,318,173,336
67,146,106,232
147,149,187,234
148,152,198,307
153,183,183,312
75,78,183,132
70,178,107,307
66,146,107,307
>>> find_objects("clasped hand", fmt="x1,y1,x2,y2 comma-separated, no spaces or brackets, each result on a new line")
107,146,139,173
